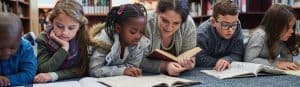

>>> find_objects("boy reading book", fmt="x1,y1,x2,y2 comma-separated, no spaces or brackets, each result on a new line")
0,13,37,86
148,47,202,63
200,62,300,79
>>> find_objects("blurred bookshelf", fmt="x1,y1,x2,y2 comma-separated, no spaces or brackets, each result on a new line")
0,0,38,34
190,0,300,29
38,0,112,31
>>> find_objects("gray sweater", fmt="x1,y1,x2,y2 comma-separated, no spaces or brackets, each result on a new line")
89,29,150,77
140,12,197,73
196,18,244,67
244,27,293,66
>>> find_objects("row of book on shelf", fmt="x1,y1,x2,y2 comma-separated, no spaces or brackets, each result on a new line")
0,0,26,17
189,0,300,18
75,0,110,15
189,0,248,18
272,0,300,6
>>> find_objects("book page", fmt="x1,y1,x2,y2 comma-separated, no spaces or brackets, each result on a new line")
33,81,80,87
79,77,107,87
231,62,263,75
260,65,300,76
201,69,252,79
96,74,200,87
280,61,300,76
200,62,262,79
260,65,285,74
177,47,202,59
284,70,300,76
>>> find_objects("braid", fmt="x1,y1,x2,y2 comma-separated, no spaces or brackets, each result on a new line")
104,3,147,42
133,3,147,22
105,6,119,41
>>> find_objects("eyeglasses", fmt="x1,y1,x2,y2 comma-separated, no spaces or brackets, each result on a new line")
216,20,238,30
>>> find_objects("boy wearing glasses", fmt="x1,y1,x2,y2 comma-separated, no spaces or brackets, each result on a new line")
196,1,244,72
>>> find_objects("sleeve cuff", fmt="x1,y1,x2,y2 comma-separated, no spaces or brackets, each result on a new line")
140,58,162,73
49,72,58,82
56,48,69,57
111,67,126,76
223,56,233,63
271,61,278,67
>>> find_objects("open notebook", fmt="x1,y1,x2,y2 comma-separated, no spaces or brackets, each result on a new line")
200,62,300,79
33,74,201,87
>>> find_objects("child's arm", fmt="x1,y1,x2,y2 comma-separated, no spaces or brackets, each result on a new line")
181,16,197,53
6,41,37,86
244,30,273,66
279,44,293,62
125,49,144,67
34,64,85,82
222,29,244,63
89,48,127,77
196,35,220,67
52,65,85,80
36,35,69,72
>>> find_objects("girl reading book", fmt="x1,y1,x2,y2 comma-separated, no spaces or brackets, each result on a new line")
140,0,197,76
34,0,89,82
89,3,150,77
245,4,300,70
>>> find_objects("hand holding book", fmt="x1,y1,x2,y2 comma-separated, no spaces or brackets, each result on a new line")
166,62,185,76
147,47,202,63
178,56,196,70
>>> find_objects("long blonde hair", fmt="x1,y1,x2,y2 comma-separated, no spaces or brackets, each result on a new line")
49,0,89,75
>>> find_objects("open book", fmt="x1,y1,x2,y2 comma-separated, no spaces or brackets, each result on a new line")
33,77,106,87
96,74,201,87
33,75,200,87
200,62,300,79
148,47,202,62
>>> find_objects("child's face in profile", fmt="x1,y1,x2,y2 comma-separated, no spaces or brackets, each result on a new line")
280,17,296,41
117,17,146,46
0,29,20,60
52,13,80,42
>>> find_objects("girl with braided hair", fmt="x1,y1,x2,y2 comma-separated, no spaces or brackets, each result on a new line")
89,3,150,77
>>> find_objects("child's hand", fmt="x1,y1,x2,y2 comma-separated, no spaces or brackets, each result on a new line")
124,67,142,77
214,58,230,72
50,30,70,51
277,61,300,70
166,62,185,76
0,76,10,87
178,56,195,70
34,73,52,83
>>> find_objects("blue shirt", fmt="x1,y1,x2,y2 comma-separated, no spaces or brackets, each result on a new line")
0,38,37,86
196,19,244,67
